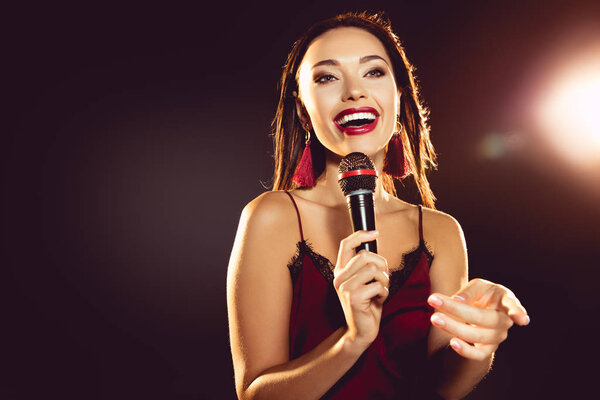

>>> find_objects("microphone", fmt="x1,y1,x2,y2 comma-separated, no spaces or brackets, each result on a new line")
337,152,378,254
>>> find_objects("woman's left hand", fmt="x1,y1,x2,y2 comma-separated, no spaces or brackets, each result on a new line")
427,278,530,361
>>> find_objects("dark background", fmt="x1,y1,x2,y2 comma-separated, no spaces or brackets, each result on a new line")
3,1,599,399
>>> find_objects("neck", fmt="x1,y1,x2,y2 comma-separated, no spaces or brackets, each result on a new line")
308,149,392,209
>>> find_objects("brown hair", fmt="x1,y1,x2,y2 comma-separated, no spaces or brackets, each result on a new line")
270,11,438,208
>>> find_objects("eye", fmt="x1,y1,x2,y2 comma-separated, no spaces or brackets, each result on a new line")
315,74,337,84
365,68,385,77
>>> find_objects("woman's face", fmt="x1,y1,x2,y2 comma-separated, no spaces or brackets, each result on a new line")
296,27,400,159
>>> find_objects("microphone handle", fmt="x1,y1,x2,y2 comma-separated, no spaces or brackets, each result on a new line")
346,191,377,253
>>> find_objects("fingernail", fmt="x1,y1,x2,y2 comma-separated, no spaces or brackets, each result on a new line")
450,339,462,351
428,295,443,307
431,314,445,327
369,230,379,236
522,315,530,325
452,294,466,302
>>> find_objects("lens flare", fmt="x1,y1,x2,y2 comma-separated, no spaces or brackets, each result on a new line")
536,55,600,168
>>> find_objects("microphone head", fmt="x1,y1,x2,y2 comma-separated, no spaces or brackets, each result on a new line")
338,152,378,196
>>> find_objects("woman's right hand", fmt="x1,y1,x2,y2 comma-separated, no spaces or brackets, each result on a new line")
333,230,390,351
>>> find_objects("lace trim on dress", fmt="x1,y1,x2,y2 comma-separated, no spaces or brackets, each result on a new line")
286,240,434,301
287,240,334,286
287,241,306,286
386,241,434,299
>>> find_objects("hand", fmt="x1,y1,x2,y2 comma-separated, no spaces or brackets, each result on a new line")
427,278,530,361
333,230,390,350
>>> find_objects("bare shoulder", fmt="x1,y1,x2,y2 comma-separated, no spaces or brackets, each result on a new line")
228,190,300,296
420,206,466,255
241,190,298,231
233,190,301,267
421,206,468,295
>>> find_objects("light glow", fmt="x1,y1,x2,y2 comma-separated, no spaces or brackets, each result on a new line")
536,54,600,168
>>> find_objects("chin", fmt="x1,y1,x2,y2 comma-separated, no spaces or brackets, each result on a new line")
319,131,387,161
350,138,387,157
334,143,385,160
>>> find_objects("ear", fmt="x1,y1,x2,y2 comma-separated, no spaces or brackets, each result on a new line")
292,91,312,131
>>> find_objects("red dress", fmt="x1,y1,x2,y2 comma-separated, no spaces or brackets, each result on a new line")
284,191,439,399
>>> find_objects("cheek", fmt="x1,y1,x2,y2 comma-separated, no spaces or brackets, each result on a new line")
375,85,400,122
379,82,399,109
368,76,398,106
304,86,338,124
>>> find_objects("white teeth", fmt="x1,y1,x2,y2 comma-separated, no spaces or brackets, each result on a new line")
335,112,377,125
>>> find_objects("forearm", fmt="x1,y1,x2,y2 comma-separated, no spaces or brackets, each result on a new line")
429,346,494,400
241,327,366,400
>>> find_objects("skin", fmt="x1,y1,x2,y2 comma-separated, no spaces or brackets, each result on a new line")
295,26,399,160
227,27,529,400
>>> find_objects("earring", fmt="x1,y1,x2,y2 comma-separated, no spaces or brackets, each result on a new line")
383,128,410,179
291,125,316,187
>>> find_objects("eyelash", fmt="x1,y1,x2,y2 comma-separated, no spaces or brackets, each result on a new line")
315,74,336,83
365,68,384,77
314,68,385,84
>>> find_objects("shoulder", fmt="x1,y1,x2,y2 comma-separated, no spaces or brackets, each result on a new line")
241,191,298,232
421,207,465,237
422,206,468,293
228,191,301,287
420,206,467,255
236,190,302,249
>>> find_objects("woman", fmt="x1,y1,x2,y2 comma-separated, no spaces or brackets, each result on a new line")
227,12,529,400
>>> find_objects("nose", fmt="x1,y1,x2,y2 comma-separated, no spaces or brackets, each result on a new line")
342,76,367,102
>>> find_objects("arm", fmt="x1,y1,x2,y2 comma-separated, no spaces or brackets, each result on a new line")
424,212,529,399
226,192,389,400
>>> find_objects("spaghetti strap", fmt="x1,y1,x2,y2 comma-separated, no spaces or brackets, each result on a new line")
284,191,304,242
417,205,424,242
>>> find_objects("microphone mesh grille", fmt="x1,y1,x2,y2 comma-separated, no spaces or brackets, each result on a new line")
338,152,377,196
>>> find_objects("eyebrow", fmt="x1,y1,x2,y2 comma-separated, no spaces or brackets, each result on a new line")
311,55,389,69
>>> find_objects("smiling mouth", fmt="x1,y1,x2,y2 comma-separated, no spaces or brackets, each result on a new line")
335,112,378,128
333,107,380,135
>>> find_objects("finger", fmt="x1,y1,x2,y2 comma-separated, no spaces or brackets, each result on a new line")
338,265,390,294
451,278,494,303
349,263,390,288
357,280,389,305
428,294,513,330
453,280,530,326
338,250,389,280
345,280,389,309
336,230,379,271
499,289,530,326
334,250,388,290
448,337,496,361
470,284,530,326
374,284,389,305
430,312,507,345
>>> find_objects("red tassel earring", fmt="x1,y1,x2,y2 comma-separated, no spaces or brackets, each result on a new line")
292,126,316,187
383,129,410,179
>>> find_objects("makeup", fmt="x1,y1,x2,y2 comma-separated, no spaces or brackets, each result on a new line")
333,107,380,136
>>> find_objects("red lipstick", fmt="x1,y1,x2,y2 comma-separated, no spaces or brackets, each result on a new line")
333,107,380,136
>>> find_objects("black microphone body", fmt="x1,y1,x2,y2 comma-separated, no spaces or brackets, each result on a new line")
337,152,379,254
346,189,377,253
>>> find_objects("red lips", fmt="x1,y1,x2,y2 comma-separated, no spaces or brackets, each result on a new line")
333,107,380,136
